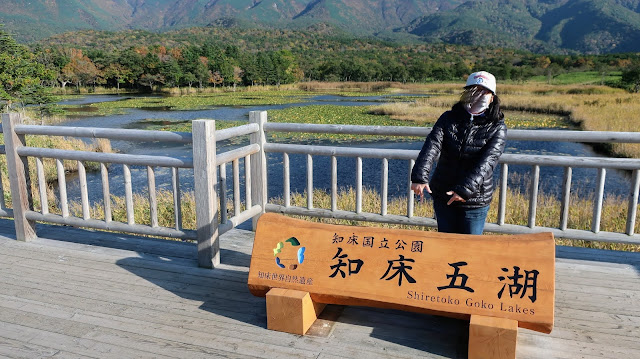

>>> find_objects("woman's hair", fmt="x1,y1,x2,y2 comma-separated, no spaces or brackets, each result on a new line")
485,94,504,122
456,86,504,122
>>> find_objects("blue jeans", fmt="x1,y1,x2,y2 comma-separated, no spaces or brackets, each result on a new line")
433,200,490,235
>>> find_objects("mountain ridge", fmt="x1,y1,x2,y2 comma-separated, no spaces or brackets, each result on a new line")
1,0,639,53
406,0,640,53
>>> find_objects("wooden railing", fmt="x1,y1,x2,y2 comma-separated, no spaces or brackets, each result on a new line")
0,112,266,268
258,112,640,245
1,110,639,269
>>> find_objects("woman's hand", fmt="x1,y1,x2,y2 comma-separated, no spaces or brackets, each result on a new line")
411,183,431,202
446,191,466,205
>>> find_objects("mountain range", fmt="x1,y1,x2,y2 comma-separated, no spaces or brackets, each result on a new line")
1,0,640,54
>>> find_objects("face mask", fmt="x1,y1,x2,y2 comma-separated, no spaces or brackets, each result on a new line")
466,93,493,115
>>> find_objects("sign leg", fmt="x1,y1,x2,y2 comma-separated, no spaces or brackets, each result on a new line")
469,315,518,359
266,288,326,335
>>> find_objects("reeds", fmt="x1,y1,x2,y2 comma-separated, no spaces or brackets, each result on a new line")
366,83,640,158
273,187,639,252
17,179,637,253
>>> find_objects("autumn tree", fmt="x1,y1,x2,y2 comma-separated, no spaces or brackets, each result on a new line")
210,71,223,87
535,56,551,72
61,49,102,90
232,66,243,91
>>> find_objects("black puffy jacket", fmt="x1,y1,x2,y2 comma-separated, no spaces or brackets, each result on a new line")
411,103,507,209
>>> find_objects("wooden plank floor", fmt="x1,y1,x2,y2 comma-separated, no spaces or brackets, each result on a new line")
0,219,638,359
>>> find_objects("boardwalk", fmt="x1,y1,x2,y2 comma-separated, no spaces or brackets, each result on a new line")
0,219,638,359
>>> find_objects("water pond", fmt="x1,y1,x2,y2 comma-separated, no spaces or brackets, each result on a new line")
54,94,635,207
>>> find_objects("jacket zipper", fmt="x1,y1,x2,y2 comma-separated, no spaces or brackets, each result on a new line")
459,114,474,160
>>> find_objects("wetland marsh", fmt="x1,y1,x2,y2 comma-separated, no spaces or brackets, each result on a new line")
17,82,639,250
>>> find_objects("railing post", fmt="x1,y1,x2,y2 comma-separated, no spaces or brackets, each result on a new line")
192,119,219,268
2,113,37,241
249,111,267,230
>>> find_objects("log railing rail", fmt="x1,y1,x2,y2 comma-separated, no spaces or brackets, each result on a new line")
1,113,264,268
260,112,640,245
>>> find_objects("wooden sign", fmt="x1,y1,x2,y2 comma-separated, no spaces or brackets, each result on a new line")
248,213,555,335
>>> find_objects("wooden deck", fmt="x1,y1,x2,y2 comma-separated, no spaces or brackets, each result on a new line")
0,219,638,359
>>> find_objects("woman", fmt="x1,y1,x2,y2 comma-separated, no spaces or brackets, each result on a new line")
410,71,507,234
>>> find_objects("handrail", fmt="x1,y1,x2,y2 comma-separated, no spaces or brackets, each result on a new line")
25,211,197,240
216,123,260,142
1,113,263,268
264,143,417,160
217,144,260,165
17,147,194,168
264,122,640,143
14,123,260,143
261,113,640,245
265,143,640,170
15,125,193,143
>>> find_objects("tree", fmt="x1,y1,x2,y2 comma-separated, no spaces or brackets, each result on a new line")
0,26,53,109
535,56,551,70
546,63,564,84
254,52,274,85
183,72,196,90
139,73,164,91
61,49,101,90
381,57,409,82
621,64,640,93
216,58,236,87
407,59,430,82
160,59,182,88
430,65,453,81
119,47,146,87
103,63,132,94
194,57,210,89
270,50,299,85
33,45,67,87
210,71,223,87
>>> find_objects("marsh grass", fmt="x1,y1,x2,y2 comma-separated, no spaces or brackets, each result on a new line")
369,101,572,129
0,112,114,208
528,71,622,85
364,82,640,158
502,88,640,157
21,179,636,253
267,105,424,142
298,81,394,93
274,187,639,252
56,90,313,115
0,135,113,208
50,86,133,95
29,189,198,231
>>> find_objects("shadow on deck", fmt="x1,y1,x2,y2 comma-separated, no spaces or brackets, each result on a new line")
0,218,638,359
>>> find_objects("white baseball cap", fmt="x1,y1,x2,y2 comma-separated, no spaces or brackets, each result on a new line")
465,71,496,94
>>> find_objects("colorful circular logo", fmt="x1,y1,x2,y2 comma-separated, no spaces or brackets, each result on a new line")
273,237,306,270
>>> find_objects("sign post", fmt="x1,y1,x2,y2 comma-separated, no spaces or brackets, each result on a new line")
249,213,555,358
